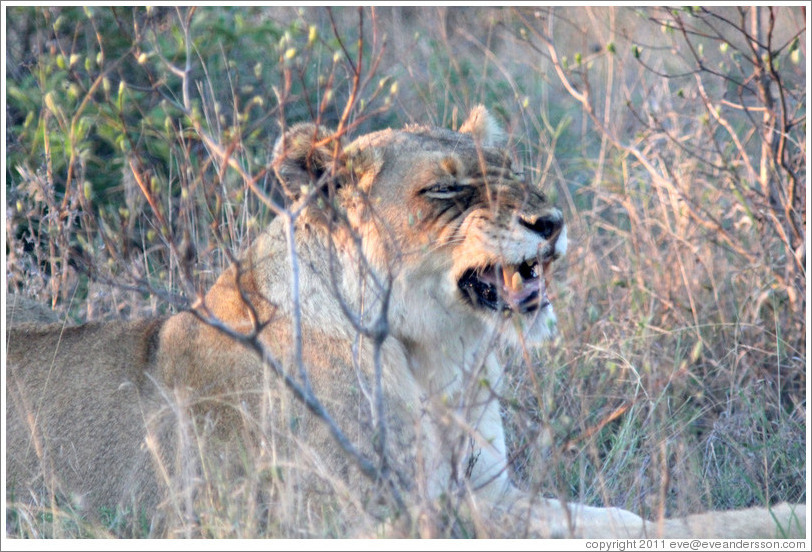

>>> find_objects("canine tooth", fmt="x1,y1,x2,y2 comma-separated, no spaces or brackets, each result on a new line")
511,271,522,291
502,265,517,290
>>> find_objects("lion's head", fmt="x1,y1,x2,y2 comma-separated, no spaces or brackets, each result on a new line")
272,106,566,350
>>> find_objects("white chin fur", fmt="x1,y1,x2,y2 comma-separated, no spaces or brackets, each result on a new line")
495,305,558,349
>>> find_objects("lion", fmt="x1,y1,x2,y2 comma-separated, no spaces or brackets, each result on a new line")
5,293,60,325
6,107,805,538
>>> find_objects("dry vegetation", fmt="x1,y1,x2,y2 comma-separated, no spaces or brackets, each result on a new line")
4,6,807,538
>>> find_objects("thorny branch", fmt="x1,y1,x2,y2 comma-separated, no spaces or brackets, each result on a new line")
514,7,805,309
140,5,408,516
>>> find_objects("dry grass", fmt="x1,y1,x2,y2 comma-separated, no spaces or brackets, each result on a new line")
4,6,806,538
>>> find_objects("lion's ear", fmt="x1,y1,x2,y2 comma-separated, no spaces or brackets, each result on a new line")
272,123,345,201
459,105,506,147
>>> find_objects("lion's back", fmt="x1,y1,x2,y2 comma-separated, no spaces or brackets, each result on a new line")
6,294,61,325
6,318,169,516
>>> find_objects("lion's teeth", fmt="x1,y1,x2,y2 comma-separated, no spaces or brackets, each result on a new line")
502,265,518,292
511,271,522,292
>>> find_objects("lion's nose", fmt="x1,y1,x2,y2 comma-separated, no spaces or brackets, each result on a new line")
519,213,562,240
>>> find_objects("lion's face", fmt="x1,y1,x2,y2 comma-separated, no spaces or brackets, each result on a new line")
273,107,566,348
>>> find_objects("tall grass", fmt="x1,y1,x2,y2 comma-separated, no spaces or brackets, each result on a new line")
5,6,806,537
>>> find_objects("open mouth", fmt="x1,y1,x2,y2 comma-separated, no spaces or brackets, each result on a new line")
458,259,550,314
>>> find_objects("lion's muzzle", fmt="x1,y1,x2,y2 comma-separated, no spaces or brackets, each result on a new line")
458,258,549,314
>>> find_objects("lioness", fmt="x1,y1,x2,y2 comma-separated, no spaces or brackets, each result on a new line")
6,107,805,538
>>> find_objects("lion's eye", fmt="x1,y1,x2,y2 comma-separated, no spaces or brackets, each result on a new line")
421,182,467,199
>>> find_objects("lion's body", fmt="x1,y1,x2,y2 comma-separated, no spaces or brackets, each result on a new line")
7,319,167,513
5,108,805,538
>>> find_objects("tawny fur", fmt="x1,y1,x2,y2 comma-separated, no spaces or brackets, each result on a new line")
6,108,805,538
